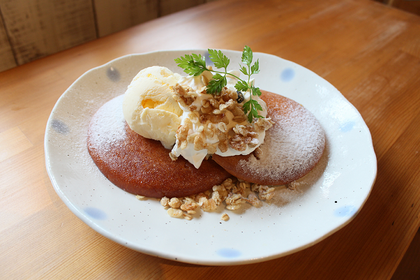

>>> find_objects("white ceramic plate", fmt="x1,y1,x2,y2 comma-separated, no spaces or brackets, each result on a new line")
45,50,377,265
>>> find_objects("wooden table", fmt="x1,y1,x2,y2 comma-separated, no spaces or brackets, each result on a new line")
1,0,419,278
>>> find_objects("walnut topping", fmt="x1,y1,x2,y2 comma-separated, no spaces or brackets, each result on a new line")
193,133,206,151
155,178,277,221
221,213,230,221
255,117,274,132
173,84,197,107
172,84,272,156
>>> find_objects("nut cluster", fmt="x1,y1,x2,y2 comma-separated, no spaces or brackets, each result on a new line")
171,84,273,158
158,178,276,221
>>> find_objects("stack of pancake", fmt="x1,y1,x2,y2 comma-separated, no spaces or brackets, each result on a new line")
87,90,325,198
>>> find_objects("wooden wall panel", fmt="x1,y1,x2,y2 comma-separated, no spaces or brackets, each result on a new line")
94,0,159,38
160,0,206,16
0,12,16,72
0,0,217,72
0,0,97,65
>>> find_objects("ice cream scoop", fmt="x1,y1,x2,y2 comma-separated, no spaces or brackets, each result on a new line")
122,66,182,149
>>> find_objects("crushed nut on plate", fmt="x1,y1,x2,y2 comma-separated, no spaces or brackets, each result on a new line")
157,177,276,221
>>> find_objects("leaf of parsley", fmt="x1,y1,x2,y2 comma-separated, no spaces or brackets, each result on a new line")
243,100,251,114
251,86,262,96
241,45,253,66
235,80,248,92
251,59,260,75
239,65,248,76
174,54,207,76
207,74,227,94
208,49,230,69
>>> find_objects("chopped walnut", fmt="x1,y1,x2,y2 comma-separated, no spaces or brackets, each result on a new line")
209,98,219,108
232,115,247,123
146,177,299,221
225,193,246,210
232,124,250,136
173,84,197,106
172,84,273,157
229,134,247,151
212,109,222,115
206,143,218,154
188,111,200,124
186,132,199,143
180,197,198,213
255,117,274,132
257,185,276,201
218,139,229,153
222,178,235,190
217,122,227,133
231,105,245,117
193,133,206,150
200,105,213,114
219,99,236,111
198,197,218,212
177,125,189,143
246,192,262,207
221,213,230,221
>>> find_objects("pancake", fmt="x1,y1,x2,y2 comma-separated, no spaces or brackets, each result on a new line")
87,95,231,198
212,90,325,186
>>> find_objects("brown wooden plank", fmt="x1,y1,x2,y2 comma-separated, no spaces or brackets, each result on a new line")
392,229,420,280
0,12,16,72
0,0,97,65
93,0,159,37
160,0,206,16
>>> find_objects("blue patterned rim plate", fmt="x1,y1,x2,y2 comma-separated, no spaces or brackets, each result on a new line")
44,50,377,265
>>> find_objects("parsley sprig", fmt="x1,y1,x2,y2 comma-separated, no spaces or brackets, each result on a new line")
174,46,263,123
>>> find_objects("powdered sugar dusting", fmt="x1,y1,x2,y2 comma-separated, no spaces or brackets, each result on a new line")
238,97,325,184
88,95,126,153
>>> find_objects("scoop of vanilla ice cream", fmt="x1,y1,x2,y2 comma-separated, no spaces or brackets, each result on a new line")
122,66,182,149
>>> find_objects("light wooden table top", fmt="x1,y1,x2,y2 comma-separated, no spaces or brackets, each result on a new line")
1,0,419,278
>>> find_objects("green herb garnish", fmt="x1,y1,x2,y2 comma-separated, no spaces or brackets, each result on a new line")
174,46,263,123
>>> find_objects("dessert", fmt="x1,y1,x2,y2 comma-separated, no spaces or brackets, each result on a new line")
87,46,326,219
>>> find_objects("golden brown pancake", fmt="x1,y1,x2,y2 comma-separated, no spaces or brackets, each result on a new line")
87,95,231,198
212,90,326,186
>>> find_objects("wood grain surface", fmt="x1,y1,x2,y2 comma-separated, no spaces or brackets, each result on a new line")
0,0,419,279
